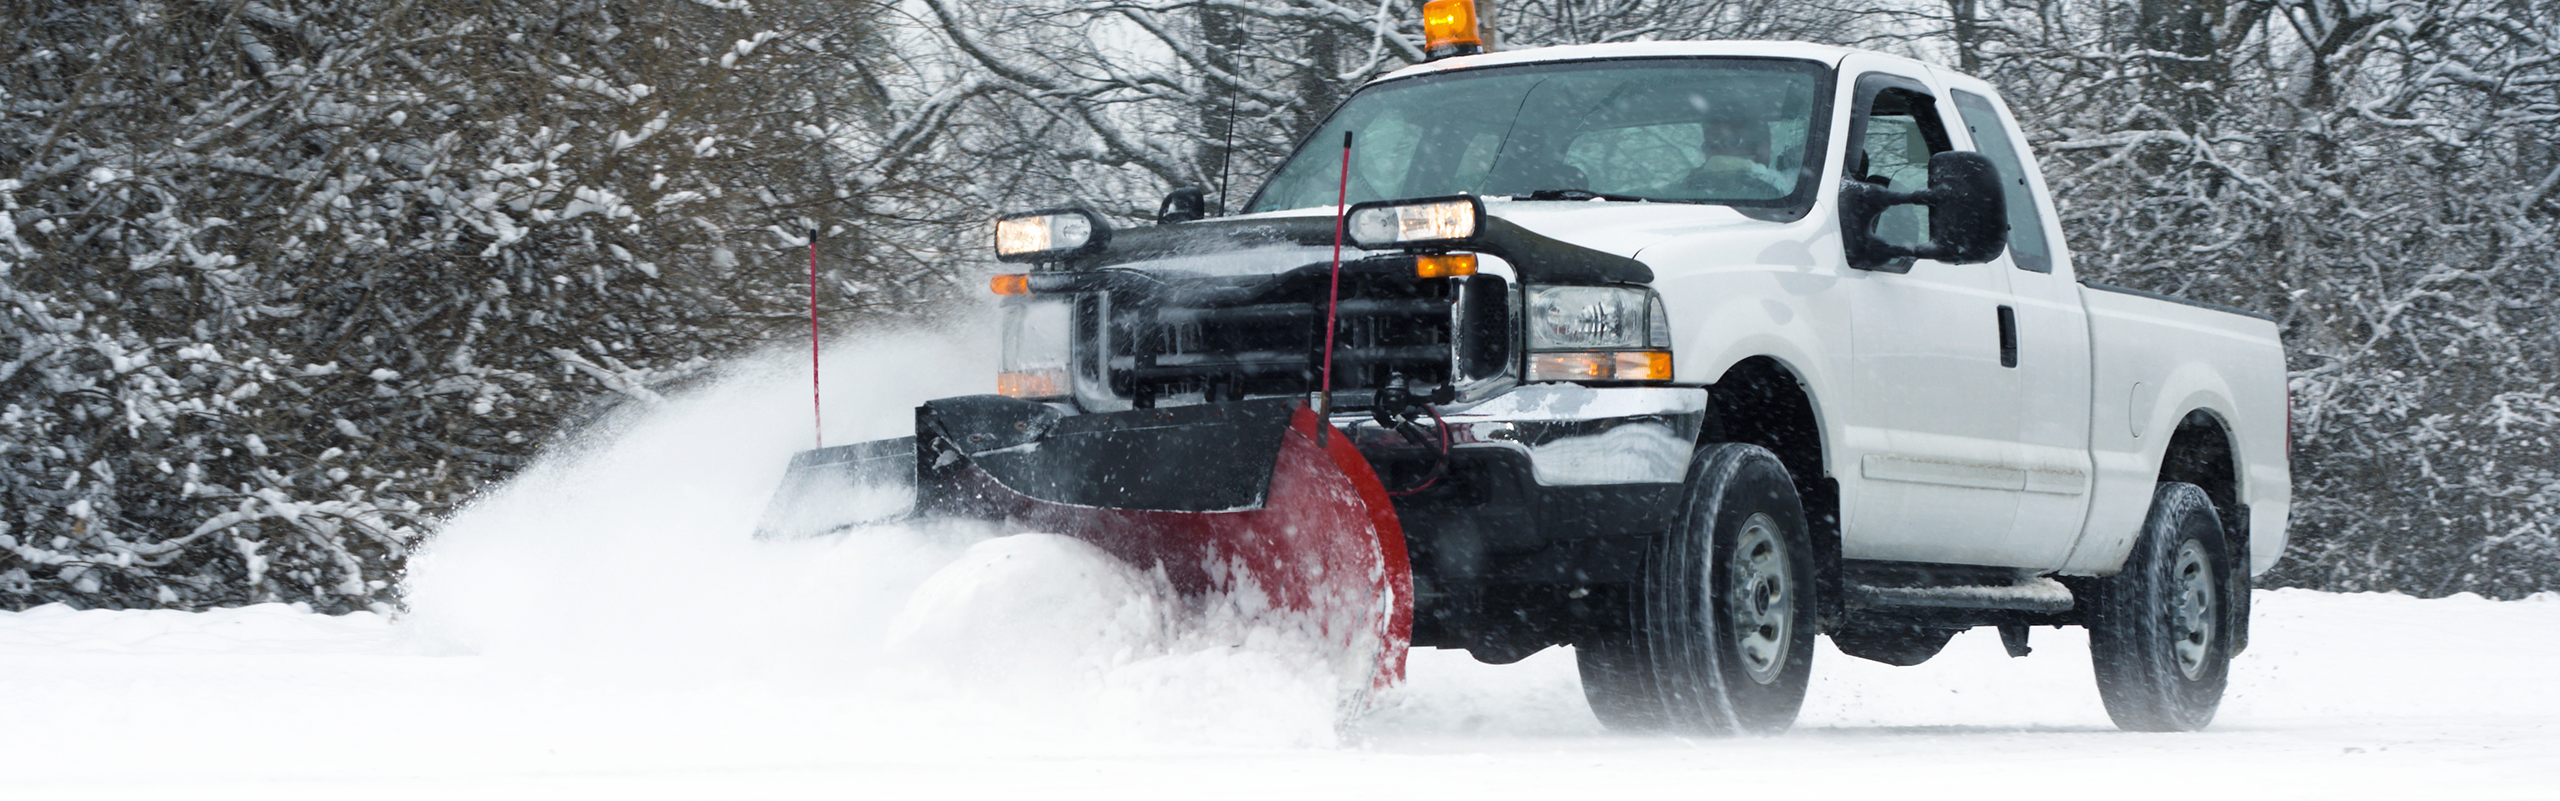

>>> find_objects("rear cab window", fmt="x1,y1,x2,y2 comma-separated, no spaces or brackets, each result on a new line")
1950,90,2053,273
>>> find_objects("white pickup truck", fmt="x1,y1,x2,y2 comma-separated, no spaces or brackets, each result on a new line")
959,39,2291,734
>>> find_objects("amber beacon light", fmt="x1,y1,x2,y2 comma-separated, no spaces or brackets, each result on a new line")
1422,0,1484,60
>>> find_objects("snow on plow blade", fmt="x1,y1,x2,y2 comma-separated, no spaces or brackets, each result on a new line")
758,396,1412,694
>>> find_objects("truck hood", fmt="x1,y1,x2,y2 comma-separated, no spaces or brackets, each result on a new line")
1475,200,1772,261
1070,200,1775,286
1069,204,1668,285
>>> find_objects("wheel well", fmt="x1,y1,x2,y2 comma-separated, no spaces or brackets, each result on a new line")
1704,357,1841,628
2158,409,2249,578
2158,410,2239,530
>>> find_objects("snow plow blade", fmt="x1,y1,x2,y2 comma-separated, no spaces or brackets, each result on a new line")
759,395,1412,693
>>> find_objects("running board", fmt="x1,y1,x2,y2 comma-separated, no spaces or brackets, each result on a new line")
1845,576,2076,613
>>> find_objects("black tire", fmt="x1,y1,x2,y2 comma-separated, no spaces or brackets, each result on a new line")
1577,443,1816,735
2088,482,2234,732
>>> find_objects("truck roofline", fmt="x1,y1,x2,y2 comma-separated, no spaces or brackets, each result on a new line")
1371,40,1896,85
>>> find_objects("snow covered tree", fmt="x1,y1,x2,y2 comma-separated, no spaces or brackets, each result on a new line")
1940,0,2560,596
1,0,937,611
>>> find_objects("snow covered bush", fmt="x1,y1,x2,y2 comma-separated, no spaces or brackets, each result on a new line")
1,0,945,611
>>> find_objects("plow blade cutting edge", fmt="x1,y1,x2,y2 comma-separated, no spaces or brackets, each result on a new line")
758,396,1413,695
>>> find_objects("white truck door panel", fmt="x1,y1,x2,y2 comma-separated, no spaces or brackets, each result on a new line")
1844,265,2029,564
1836,63,2026,565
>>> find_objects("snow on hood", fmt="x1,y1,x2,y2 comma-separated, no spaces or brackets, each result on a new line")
1475,198,1765,261
1239,199,1770,266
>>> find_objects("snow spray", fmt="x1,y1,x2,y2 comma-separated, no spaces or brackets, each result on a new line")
400,316,1347,748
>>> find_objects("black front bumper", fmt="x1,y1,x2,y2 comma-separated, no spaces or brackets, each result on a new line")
1342,384,1709,660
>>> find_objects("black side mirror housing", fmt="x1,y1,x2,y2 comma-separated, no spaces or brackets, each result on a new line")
1924,151,2007,263
1840,150,2008,272
1157,186,1208,224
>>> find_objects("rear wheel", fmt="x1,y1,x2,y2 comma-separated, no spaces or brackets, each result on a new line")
1578,443,1815,735
2088,482,2233,731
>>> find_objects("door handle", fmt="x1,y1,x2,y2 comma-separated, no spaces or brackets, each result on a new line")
1997,305,2018,368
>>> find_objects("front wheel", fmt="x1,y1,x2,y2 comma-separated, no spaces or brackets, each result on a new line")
1578,443,1816,735
2088,482,2235,731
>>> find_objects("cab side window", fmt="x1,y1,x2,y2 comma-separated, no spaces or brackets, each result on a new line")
1848,76,1953,253
1951,90,2053,273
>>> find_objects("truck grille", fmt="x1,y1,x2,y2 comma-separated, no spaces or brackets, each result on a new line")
1083,264,1507,409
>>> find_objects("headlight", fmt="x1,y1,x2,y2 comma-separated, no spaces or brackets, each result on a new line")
1525,285,1673,382
998,298,1073,399
993,208,1109,263
1346,195,1482,249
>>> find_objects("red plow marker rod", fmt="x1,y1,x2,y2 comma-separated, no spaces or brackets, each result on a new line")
1318,131,1353,435
809,233,823,449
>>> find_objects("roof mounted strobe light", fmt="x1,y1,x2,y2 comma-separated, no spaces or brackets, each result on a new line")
1422,0,1485,60
1346,194,1483,250
993,207,1110,264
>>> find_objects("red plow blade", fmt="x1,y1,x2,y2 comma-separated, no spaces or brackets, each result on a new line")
763,397,1412,697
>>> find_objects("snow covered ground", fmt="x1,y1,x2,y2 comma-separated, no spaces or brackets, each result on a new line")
5,590,2555,800
7,337,2554,800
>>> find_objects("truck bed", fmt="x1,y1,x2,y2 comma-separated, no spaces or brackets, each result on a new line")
2068,282,2291,576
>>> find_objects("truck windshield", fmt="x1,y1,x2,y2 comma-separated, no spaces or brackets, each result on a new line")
1246,57,1831,214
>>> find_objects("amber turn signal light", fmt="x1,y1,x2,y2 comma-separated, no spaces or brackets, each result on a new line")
1422,0,1484,60
1529,350,1673,382
997,368,1068,398
1415,253,1478,279
989,274,1030,296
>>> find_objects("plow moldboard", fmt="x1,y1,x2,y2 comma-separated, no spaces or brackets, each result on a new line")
925,402,1413,696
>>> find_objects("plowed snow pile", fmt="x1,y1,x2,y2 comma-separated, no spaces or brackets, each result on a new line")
3,332,2556,800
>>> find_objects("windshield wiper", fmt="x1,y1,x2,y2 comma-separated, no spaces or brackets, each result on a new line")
1513,188,1696,204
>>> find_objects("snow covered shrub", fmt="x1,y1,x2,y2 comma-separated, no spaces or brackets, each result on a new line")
1,0,944,611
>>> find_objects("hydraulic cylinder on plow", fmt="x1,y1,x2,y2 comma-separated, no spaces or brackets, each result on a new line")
759,394,1413,696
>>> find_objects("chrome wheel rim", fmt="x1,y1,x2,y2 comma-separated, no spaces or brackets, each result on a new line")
1726,512,1793,685
2169,539,2217,680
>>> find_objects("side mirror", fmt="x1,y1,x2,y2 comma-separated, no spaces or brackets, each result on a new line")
1840,150,2008,272
1925,152,2007,264
1157,186,1208,224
